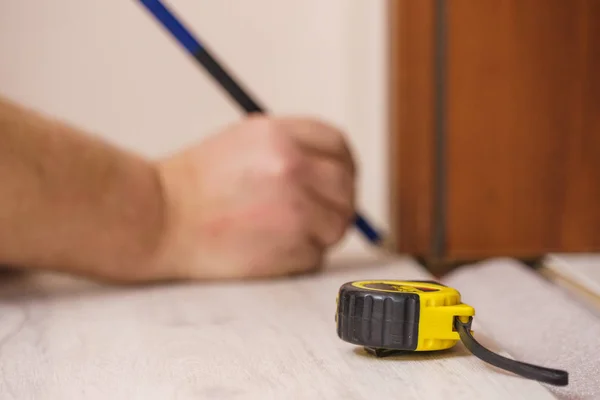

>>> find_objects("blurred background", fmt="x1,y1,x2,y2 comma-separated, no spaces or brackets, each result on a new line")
0,0,389,254
1,0,598,270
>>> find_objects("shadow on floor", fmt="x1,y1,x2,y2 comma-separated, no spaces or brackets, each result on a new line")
351,345,470,361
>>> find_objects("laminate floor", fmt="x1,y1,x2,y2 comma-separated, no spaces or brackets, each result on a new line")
445,257,600,400
0,253,555,399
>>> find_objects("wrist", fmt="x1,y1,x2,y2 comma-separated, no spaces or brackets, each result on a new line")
0,95,173,283
145,157,198,282
85,157,170,283
120,160,172,282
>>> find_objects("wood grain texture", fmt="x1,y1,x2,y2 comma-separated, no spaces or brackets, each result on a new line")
389,0,600,263
445,0,600,258
445,257,600,400
541,253,600,316
388,0,436,255
0,255,555,399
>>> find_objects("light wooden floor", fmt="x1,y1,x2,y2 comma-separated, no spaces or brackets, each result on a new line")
540,254,600,317
0,252,557,400
445,257,600,400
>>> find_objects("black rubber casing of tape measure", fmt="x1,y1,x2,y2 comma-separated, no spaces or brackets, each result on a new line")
336,281,424,351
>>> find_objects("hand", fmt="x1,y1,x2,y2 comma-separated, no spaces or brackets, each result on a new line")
152,115,356,280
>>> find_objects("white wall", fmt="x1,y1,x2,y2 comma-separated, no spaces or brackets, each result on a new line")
0,0,389,254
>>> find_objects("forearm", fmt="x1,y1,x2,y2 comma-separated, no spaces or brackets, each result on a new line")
0,95,166,282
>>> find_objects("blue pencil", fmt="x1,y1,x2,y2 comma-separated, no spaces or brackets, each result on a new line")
137,0,386,247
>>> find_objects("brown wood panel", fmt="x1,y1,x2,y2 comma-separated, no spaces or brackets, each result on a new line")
445,0,600,258
388,0,436,255
563,0,600,250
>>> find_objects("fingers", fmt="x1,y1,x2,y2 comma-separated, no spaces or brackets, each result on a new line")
306,194,352,248
274,117,356,173
279,235,324,276
245,232,324,278
301,154,355,217
289,180,353,250
278,125,355,248
275,115,357,238
240,115,356,273
299,153,355,249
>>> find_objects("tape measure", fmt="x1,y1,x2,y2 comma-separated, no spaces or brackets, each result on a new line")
335,280,569,386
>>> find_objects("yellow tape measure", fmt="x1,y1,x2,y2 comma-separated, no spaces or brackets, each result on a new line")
335,280,569,386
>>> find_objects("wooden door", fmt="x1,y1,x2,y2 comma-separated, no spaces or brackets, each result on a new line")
388,0,600,268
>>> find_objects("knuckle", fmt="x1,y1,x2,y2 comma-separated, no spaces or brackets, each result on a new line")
330,130,356,169
252,116,284,145
267,147,305,182
320,120,348,149
249,118,307,183
331,128,348,150
249,114,277,132
249,116,283,146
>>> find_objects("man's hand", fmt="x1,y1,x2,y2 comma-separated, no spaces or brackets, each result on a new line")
154,115,356,280
0,94,355,283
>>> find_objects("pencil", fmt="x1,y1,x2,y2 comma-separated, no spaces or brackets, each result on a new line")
137,0,386,247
